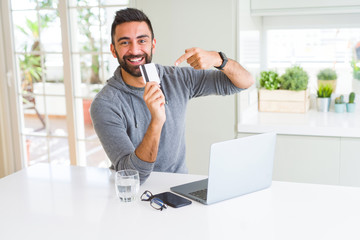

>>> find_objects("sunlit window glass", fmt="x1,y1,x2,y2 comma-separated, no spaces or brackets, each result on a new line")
10,0,129,167
267,29,360,94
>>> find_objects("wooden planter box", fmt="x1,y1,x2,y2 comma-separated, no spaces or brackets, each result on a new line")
258,89,310,113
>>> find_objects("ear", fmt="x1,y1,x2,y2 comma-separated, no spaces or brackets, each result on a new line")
110,44,117,58
152,38,156,54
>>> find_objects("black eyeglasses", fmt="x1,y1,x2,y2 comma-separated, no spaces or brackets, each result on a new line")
141,190,167,211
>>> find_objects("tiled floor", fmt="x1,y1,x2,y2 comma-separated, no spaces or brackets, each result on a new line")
24,114,110,168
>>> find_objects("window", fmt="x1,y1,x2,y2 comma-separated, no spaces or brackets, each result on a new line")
267,28,360,94
7,0,130,167
239,13,360,96
12,0,68,166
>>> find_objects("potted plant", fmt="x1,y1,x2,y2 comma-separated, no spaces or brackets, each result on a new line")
259,70,280,90
346,92,356,113
317,83,333,112
258,66,310,113
334,95,345,113
279,65,309,91
317,68,337,92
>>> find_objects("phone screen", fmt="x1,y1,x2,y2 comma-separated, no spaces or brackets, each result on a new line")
153,192,192,208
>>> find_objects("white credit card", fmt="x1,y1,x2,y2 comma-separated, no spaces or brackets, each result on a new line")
140,63,161,84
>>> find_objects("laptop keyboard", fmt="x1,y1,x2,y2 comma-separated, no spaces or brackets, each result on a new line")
189,189,208,201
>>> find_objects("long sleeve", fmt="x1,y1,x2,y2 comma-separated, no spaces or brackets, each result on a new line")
90,95,154,184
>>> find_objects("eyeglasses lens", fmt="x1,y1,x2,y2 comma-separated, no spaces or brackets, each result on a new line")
150,198,167,211
141,190,167,211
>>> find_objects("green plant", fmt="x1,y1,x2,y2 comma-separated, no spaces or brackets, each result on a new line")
349,92,356,103
17,8,56,89
279,66,308,91
317,83,333,98
259,70,280,90
317,68,337,80
17,19,42,89
335,95,345,104
19,46,42,87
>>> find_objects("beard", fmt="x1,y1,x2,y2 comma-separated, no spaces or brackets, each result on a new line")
115,50,153,77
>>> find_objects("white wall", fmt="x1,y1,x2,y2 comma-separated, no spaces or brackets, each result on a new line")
136,0,238,174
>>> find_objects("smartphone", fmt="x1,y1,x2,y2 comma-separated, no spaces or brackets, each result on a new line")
153,192,192,208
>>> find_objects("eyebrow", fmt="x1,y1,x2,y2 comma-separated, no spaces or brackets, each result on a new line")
117,34,150,43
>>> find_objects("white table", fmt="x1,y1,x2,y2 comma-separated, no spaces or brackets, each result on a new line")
1,164,360,240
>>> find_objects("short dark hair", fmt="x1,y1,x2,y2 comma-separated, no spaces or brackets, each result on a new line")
111,8,154,45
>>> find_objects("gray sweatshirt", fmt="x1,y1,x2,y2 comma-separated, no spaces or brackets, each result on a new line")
90,64,243,184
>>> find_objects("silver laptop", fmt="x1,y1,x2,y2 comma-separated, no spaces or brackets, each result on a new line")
171,132,277,205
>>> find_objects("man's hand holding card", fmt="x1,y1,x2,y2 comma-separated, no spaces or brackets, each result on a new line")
140,63,166,126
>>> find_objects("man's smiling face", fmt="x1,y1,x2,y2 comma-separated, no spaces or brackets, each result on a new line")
111,21,155,77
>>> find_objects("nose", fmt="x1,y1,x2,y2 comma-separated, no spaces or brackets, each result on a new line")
128,42,141,55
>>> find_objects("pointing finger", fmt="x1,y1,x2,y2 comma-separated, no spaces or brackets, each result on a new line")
174,48,196,66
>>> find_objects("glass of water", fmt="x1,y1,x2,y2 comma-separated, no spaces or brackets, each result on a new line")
115,169,140,202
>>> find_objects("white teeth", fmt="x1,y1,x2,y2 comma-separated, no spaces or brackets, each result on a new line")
128,58,142,62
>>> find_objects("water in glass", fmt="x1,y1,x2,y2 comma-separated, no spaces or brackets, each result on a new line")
115,170,140,202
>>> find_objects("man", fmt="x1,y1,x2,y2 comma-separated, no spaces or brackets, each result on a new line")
90,8,253,184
